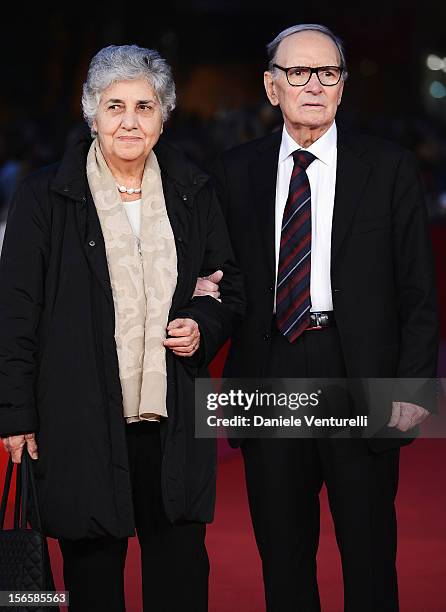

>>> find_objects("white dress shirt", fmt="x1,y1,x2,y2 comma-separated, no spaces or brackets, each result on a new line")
274,122,337,312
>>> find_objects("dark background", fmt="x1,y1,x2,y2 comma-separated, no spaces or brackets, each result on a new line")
1,1,446,219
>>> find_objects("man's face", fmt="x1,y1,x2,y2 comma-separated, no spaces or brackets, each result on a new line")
264,30,344,136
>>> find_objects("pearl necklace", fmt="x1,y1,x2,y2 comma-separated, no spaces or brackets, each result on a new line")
116,183,142,195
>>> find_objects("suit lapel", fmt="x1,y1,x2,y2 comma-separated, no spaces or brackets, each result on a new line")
251,131,281,278
331,134,371,260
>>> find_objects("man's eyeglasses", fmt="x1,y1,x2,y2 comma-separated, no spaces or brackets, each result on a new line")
273,64,344,87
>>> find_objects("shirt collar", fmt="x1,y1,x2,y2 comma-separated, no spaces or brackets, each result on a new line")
279,121,337,166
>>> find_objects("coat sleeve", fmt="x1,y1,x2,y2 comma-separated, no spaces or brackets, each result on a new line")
173,181,245,369
0,178,50,436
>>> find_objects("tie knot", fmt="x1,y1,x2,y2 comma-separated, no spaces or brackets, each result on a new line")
292,150,316,170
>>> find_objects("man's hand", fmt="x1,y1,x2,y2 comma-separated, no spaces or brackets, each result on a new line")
1,433,38,463
193,270,223,302
163,318,200,357
387,401,430,432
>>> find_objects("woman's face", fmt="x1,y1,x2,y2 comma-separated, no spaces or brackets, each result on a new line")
93,78,163,166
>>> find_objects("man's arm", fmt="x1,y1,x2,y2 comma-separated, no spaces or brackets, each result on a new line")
192,156,232,301
167,181,245,369
388,149,439,427
392,149,439,380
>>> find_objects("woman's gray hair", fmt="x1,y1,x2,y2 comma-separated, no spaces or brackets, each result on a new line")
267,24,348,80
82,44,176,135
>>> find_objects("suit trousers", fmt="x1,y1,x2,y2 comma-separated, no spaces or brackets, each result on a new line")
242,325,400,612
59,421,209,612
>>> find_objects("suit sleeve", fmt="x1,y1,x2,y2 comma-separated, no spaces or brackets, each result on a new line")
391,150,439,409
393,152,438,377
173,181,245,369
0,179,50,436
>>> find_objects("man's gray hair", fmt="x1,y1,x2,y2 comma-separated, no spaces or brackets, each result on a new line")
82,44,176,135
267,24,348,80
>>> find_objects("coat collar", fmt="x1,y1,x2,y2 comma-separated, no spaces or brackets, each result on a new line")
154,137,208,192
50,134,210,308
51,138,91,202
50,135,209,202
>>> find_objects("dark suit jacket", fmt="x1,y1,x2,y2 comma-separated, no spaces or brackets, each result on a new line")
210,127,439,450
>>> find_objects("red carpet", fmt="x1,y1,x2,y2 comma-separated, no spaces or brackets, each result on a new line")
37,439,445,611
206,439,446,612
6,221,446,610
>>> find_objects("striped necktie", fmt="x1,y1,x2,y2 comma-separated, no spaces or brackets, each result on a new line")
276,149,316,342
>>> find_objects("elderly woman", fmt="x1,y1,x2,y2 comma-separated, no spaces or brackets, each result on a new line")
0,45,244,612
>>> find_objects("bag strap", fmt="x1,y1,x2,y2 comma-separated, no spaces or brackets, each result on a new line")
0,457,15,530
20,453,28,530
14,460,22,530
0,452,43,532
22,451,42,531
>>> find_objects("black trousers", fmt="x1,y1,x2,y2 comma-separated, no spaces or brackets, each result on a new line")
242,325,400,612
59,422,209,612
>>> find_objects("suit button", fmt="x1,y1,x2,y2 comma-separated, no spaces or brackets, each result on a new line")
177,236,183,243
333,288,341,293
182,194,188,201
268,285,274,293
89,240,96,247
263,333,271,341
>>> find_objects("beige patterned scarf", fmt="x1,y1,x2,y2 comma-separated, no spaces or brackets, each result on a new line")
86,139,177,422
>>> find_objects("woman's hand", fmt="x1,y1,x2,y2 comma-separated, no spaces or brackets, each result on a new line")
163,318,200,357
1,433,38,463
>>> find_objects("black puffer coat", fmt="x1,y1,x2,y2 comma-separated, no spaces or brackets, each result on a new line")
0,137,245,539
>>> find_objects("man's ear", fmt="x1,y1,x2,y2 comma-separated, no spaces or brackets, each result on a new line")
337,80,344,106
264,71,279,106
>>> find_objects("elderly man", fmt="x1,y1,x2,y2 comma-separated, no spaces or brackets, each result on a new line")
196,24,438,612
